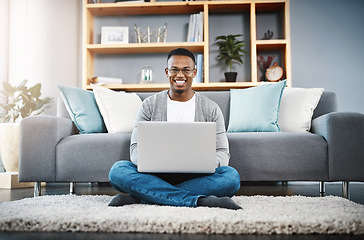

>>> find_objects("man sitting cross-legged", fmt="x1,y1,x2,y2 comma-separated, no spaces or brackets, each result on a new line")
108,48,241,210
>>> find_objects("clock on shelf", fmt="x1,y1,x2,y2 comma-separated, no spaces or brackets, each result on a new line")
265,62,284,82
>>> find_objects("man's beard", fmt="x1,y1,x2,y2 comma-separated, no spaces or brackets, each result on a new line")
174,89,185,94
171,85,187,95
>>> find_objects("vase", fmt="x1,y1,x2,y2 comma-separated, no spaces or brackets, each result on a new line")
0,123,20,172
140,65,154,84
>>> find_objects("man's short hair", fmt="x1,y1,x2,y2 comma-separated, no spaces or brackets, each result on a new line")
167,48,196,65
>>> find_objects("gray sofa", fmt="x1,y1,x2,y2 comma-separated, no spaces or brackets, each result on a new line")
19,91,364,198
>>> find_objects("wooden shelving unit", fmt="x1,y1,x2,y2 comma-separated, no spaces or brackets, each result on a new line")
82,0,291,91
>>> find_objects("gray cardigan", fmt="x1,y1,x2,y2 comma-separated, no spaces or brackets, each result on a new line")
130,90,230,167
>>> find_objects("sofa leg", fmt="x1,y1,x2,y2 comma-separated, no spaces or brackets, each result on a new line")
342,181,350,200
70,182,76,195
319,181,325,197
34,182,41,197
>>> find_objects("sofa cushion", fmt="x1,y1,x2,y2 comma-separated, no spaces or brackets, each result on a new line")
278,87,324,132
227,80,286,132
227,132,328,181
56,133,132,182
92,85,142,133
57,85,107,134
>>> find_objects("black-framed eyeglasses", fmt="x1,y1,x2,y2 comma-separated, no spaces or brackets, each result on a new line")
167,67,195,76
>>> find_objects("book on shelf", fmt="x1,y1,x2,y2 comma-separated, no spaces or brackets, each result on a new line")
193,54,203,84
91,77,123,85
187,12,203,42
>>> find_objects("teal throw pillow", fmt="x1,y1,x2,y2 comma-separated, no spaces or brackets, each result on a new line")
227,80,286,132
58,85,107,134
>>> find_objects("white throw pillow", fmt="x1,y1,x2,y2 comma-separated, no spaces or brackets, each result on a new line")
91,84,142,133
278,87,324,132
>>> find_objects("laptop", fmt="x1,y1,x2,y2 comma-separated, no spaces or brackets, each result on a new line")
137,121,216,173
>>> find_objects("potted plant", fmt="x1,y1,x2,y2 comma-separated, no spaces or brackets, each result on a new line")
0,80,52,173
214,34,247,82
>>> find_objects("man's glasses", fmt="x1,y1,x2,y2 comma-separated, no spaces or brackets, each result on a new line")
167,68,195,76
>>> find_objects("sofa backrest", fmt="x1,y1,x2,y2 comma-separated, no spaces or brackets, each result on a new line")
312,91,337,119
57,90,337,129
57,96,70,119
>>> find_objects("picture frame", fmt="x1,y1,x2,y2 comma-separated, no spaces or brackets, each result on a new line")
101,26,129,44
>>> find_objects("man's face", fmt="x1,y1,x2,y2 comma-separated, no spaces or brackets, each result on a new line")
165,55,197,95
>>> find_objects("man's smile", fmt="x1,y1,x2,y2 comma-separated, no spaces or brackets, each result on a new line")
174,80,187,87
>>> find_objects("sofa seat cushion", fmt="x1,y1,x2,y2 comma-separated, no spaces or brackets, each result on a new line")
56,133,131,182
227,132,328,181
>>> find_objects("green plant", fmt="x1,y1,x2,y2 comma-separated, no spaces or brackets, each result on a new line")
0,80,53,123
214,34,247,72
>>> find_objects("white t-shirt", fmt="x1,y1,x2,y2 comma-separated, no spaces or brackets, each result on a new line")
167,94,195,122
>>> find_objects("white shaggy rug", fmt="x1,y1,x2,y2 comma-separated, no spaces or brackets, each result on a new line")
0,195,363,235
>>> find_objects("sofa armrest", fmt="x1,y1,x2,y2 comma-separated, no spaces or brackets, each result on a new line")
311,112,364,181
19,115,75,182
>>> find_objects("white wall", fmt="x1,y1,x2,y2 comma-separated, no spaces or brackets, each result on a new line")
7,0,81,116
0,1,10,107
0,1,10,172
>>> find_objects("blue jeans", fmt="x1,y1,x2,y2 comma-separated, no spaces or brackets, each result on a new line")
109,160,241,207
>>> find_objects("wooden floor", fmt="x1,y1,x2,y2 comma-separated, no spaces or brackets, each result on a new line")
0,181,363,240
